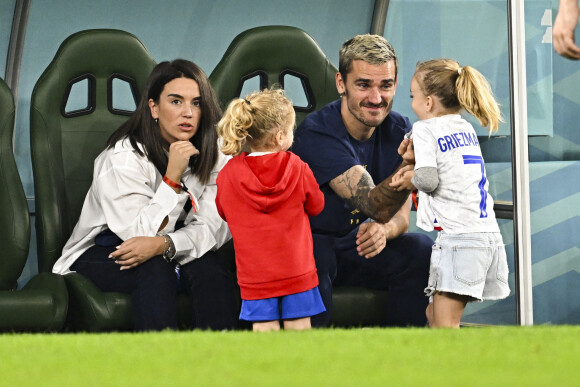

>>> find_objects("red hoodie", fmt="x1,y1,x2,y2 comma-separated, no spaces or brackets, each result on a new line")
216,151,324,300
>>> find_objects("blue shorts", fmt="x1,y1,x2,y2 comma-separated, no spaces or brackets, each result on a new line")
239,287,326,322
425,232,510,303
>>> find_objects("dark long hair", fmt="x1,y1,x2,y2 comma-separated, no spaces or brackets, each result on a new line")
107,59,222,184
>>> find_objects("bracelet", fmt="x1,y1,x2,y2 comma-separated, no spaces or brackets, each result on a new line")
163,175,197,214
162,235,169,256
162,235,176,262
163,175,182,189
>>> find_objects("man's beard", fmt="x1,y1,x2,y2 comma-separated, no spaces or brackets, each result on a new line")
345,90,390,128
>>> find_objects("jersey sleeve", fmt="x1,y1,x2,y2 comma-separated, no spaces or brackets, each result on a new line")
412,122,438,170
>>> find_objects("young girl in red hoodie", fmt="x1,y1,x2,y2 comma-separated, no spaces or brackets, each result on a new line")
216,88,325,331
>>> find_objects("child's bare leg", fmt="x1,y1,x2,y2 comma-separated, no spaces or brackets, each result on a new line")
283,317,311,330
253,320,281,332
430,292,469,328
425,302,434,327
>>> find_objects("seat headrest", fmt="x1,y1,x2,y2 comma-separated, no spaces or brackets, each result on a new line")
32,29,156,118
210,26,339,125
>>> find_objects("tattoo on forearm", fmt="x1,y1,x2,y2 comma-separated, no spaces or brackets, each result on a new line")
345,172,375,214
370,170,411,222
335,166,410,224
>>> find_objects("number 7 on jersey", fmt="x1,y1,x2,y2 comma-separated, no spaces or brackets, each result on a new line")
462,155,489,218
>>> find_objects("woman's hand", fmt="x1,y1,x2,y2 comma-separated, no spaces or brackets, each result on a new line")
109,236,166,270
165,141,200,184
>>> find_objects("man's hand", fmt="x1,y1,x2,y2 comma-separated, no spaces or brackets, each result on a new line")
109,236,165,270
398,138,415,165
553,0,580,60
356,221,389,259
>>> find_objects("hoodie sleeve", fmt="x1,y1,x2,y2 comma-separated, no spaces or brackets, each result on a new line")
215,170,227,221
302,162,325,216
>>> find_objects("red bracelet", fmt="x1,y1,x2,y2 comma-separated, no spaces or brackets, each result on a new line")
163,175,197,213
163,175,182,189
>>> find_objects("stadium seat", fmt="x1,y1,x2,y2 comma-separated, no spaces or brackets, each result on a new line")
29,29,160,331
210,26,390,327
0,76,68,332
209,25,339,127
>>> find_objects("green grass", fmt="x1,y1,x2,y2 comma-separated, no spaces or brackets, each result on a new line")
1,326,579,386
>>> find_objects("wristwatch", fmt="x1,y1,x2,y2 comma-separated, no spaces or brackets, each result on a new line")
162,235,176,262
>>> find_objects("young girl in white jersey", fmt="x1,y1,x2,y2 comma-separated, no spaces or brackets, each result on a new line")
390,58,510,328
215,88,325,332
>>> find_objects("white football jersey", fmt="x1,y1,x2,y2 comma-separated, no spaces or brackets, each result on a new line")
412,114,499,233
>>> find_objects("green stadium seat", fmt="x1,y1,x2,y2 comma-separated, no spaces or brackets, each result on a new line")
0,76,68,332
30,29,159,331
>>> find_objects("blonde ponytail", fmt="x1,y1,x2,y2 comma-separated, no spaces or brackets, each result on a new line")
415,59,502,133
216,99,254,155
456,66,502,132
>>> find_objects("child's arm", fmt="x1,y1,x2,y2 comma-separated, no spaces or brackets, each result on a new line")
215,175,227,221
393,124,439,193
411,167,439,193
390,164,416,191
303,164,325,216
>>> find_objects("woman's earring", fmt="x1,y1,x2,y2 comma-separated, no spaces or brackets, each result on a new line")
154,118,159,124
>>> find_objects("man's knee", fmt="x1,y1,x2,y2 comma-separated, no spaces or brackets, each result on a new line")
414,232,435,251
399,233,433,263
400,232,433,249
312,234,338,279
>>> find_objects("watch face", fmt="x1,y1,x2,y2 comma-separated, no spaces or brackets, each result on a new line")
167,238,176,259
168,245,176,258
163,236,176,262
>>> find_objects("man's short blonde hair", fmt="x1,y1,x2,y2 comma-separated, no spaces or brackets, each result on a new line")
338,34,398,81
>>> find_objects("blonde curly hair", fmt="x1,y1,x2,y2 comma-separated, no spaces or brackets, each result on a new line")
217,87,295,155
